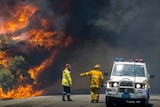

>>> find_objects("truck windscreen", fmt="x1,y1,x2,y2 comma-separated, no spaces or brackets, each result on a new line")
112,64,145,77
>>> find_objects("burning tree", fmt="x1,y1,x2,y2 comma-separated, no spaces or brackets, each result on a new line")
0,67,14,93
0,55,28,93
0,34,44,99
0,35,33,95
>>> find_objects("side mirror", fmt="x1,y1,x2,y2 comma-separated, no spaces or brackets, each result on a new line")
104,72,109,76
149,74,155,78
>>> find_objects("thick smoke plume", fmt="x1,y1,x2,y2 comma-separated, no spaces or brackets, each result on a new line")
52,0,160,94
0,0,159,95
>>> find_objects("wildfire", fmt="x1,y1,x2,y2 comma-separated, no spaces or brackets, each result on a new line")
0,4,38,34
0,85,43,99
28,49,58,83
0,51,10,68
0,1,72,99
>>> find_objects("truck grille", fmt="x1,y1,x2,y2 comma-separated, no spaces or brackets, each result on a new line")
120,81,133,87
119,88,134,93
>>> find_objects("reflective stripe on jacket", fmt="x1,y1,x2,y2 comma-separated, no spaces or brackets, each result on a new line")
80,69,104,88
61,68,72,87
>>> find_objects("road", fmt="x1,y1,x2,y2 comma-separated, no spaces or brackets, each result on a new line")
0,94,159,107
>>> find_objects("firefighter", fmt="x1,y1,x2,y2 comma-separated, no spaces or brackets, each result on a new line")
61,64,72,101
80,64,104,103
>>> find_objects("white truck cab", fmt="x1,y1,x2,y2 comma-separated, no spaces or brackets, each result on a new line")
105,58,154,107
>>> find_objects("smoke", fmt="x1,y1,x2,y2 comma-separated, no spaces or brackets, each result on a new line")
0,0,160,95
55,0,160,94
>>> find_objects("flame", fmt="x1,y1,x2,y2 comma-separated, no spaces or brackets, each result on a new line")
0,85,43,99
28,35,72,83
0,51,10,68
26,29,58,50
0,4,38,34
0,1,72,99
28,49,58,83
27,30,72,49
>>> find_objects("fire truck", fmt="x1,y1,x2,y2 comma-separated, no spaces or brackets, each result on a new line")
105,58,154,107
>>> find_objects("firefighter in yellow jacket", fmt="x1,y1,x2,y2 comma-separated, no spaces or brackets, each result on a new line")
80,64,104,103
61,64,72,101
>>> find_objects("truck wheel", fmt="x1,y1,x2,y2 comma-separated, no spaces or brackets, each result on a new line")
141,90,150,107
105,96,113,107
140,98,149,107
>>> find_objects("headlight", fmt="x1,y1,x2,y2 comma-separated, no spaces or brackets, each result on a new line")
136,84,141,88
107,82,118,87
135,83,146,89
107,83,110,87
113,82,118,87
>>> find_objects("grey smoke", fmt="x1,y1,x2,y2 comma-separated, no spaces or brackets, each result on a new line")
62,0,160,94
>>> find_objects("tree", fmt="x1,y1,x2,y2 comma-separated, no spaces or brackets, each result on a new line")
0,35,15,51
8,55,25,71
0,67,14,92
0,35,33,92
0,55,27,92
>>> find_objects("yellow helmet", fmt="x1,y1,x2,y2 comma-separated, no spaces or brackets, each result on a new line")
94,64,101,69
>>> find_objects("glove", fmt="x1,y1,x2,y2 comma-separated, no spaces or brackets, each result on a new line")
101,81,104,87
69,83,72,87
101,84,104,87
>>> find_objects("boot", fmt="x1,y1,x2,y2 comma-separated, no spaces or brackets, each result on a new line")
95,95,99,103
62,94,65,101
91,100,94,103
67,95,72,101
95,99,99,103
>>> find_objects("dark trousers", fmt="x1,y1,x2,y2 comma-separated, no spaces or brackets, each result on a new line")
62,86,71,100
63,86,71,94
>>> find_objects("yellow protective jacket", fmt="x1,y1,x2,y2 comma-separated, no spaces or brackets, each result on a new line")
80,69,104,88
61,68,72,87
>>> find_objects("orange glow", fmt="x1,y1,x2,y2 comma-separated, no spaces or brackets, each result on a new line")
26,29,58,50
40,18,50,28
0,51,10,68
0,4,38,34
0,85,43,99
29,49,58,83
15,29,72,50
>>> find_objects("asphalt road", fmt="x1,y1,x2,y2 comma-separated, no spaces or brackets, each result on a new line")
0,94,159,107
